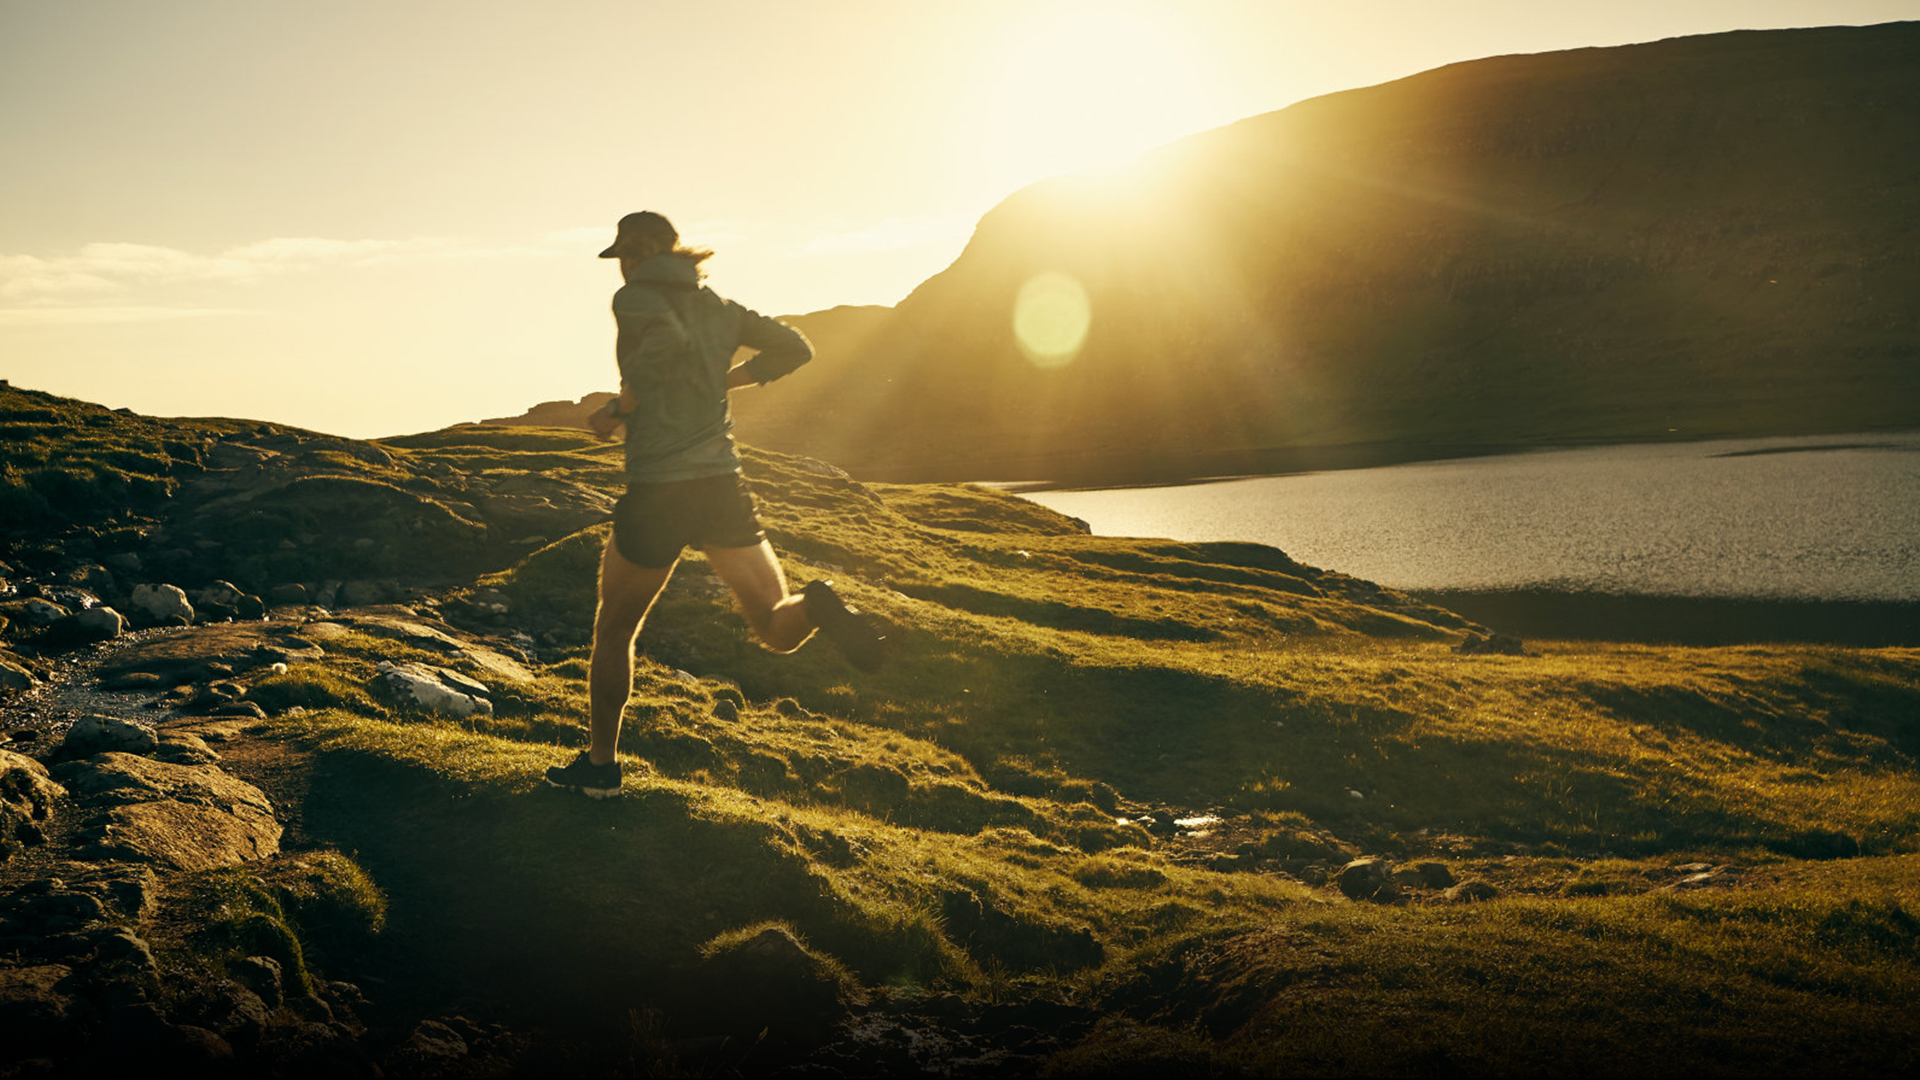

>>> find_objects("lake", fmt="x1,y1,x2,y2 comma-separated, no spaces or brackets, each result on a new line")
1020,433,1920,643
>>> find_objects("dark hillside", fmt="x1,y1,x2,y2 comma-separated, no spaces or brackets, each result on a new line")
730,22,1920,482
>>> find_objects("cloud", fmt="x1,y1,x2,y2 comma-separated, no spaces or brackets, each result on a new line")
792,216,972,257
0,233,557,317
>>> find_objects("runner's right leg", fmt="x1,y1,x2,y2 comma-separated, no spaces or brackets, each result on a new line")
588,535,675,764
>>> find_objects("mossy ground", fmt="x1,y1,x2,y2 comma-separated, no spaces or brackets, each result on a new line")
7,393,1918,1073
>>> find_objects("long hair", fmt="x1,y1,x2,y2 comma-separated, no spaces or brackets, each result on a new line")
671,244,714,278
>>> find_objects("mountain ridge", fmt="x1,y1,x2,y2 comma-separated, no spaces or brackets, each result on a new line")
708,21,1920,483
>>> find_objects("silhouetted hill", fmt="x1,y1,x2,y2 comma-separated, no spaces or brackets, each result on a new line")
729,22,1920,483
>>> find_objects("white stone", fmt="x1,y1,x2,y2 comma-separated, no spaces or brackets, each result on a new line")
130,584,195,624
368,661,493,718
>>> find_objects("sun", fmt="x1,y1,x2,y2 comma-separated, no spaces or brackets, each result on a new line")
973,2,1219,191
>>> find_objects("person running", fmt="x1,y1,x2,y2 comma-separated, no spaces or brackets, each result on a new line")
546,211,884,799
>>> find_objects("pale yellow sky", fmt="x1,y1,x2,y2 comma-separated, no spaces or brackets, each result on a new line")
3,0,1915,437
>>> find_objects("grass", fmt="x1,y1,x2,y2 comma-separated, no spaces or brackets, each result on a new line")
6,387,1918,1071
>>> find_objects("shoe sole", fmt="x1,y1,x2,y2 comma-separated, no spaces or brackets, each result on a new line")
544,776,622,799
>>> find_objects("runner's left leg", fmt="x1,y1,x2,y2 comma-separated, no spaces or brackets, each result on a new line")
703,540,813,653
588,535,676,764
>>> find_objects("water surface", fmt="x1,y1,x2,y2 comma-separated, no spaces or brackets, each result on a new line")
1022,433,1920,603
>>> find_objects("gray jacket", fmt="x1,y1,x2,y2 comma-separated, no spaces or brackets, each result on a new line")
613,254,812,482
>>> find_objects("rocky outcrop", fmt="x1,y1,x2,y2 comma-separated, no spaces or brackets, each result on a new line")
52,752,281,872
1,748,63,860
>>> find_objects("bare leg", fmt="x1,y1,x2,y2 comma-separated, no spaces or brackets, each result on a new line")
588,535,675,765
703,540,814,653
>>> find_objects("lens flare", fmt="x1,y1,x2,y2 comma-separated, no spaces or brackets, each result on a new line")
1012,271,1090,369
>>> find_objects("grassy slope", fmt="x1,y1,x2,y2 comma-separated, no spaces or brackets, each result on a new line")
244,424,1919,1070
5,392,1916,1070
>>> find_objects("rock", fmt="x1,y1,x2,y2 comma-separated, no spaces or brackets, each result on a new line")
324,613,530,683
62,714,160,757
202,980,273,1047
58,606,126,642
22,598,70,625
1,752,62,861
130,583,195,625
1443,880,1500,903
95,623,325,685
0,652,37,692
268,583,308,606
389,1019,470,1073
339,579,391,607
1455,632,1530,656
194,581,248,610
53,752,281,871
77,798,282,872
712,698,740,722
0,965,82,1051
369,661,494,717
65,865,161,922
1411,860,1457,888
102,552,143,574
229,955,284,1009
155,731,221,765
1336,857,1400,903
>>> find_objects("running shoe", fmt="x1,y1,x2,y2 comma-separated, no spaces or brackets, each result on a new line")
802,580,887,673
544,751,623,799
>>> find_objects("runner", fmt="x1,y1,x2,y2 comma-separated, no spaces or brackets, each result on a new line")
546,211,884,799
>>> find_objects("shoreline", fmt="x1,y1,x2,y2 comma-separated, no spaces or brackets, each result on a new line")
1410,589,1920,647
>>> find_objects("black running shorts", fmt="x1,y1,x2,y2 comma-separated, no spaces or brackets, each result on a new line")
611,473,767,569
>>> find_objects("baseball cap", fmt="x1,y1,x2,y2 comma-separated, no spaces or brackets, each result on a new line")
598,211,678,258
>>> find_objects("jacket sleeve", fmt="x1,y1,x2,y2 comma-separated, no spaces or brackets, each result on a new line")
612,288,691,386
733,303,813,385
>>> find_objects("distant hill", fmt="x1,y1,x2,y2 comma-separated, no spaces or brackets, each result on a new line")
723,22,1920,483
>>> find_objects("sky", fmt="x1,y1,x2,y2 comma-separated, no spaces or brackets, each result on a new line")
4,0,1917,438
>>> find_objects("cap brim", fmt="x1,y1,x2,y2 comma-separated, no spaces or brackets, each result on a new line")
597,244,619,258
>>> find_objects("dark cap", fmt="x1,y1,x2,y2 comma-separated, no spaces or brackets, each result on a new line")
598,211,678,258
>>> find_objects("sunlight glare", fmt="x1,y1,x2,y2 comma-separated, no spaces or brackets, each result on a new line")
1013,271,1091,369
977,3,1219,192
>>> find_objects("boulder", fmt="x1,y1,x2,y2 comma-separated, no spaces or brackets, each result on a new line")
62,714,160,757
1336,857,1400,903
22,597,70,625
228,955,284,1009
0,652,37,692
57,606,126,642
193,581,247,610
368,661,493,717
130,584,195,625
